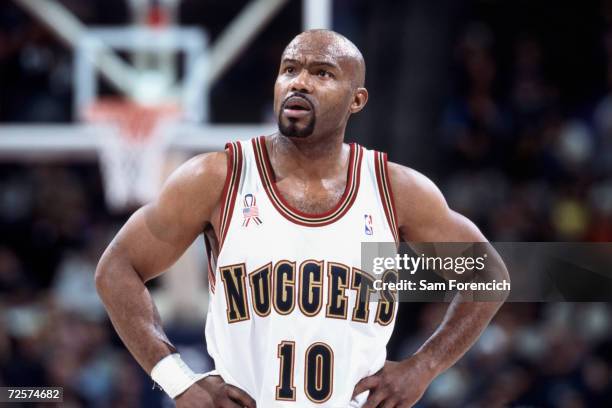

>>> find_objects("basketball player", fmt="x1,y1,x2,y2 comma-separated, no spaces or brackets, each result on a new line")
96,30,508,407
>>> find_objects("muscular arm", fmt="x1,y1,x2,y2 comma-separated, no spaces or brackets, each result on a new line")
355,163,508,408
389,162,509,377
95,152,227,373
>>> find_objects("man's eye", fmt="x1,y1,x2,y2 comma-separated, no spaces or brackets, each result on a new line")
318,70,333,78
285,66,295,74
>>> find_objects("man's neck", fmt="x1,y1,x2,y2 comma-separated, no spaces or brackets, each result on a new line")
267,132,349,182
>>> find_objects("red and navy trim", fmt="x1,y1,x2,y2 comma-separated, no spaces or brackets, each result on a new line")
218,141,243,250
374,151,400,244
204,234,217,293
252,136,363,227
210,141,244,292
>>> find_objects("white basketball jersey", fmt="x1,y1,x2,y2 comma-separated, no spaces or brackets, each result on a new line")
204,136,400,407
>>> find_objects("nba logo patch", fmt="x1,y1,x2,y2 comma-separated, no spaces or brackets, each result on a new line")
242,193,262,227
364,214,373,235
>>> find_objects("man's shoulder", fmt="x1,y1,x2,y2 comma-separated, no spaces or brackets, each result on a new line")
183,151,228,183
385,161,449,229
159,151,229,207
386,161,443,200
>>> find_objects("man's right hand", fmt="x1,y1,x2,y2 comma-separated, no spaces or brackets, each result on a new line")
175,375,256,408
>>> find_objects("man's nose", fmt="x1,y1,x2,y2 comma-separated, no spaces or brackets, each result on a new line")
290,69,313,93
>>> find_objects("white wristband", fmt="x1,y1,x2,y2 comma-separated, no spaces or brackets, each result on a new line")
150,354,214,399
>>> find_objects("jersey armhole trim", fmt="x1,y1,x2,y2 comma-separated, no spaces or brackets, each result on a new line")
204,234,216,293
218,141,243,251
374,151,400,244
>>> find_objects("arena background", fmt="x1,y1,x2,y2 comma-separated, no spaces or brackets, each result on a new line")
1,0,611,406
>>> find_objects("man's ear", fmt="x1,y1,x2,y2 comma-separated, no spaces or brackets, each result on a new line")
350,87,368,113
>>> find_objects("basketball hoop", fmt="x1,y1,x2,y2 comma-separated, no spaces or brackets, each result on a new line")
129,0,178,29
85,98,181,212
146,3,169,28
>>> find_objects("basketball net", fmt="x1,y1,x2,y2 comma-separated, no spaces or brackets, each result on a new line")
81,1,183,211
85,98,181,211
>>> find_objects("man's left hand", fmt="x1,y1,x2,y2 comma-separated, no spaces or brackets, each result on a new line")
352,357,437,408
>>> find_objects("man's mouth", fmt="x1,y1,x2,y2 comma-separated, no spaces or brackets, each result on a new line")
282,95,313,119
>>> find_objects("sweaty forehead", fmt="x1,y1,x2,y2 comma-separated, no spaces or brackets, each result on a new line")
283,33,357,61
281,31,364,80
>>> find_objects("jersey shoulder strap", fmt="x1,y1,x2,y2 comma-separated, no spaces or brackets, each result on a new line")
368,149,400,243
218,140,244,249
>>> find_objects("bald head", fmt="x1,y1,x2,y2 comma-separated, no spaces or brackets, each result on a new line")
282,29,366,87
275,30,369,139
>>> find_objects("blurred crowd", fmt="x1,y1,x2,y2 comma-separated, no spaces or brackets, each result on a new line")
395,302,612,407
440,21,612,242
1,1,612,407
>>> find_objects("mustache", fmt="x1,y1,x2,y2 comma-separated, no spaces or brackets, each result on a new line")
281,92,315,110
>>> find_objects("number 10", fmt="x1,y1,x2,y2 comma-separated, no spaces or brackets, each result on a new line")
276,340,334,403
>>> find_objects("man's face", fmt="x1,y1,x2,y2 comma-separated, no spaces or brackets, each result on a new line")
274,33,360,139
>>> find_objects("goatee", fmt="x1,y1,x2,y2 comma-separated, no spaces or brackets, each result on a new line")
278,115,316,138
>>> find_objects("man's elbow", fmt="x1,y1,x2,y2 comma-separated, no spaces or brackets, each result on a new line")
95,244,130,297
95,252,115,298
500,266,511,302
